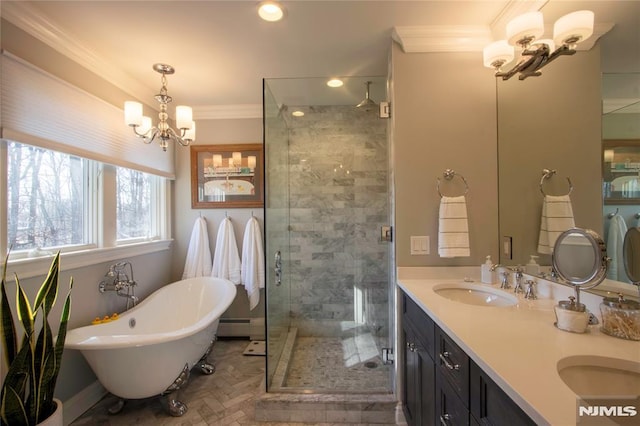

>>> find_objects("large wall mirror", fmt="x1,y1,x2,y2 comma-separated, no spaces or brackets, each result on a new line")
497,1,639,299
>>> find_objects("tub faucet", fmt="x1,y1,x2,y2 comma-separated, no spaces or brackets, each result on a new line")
99,261,138,309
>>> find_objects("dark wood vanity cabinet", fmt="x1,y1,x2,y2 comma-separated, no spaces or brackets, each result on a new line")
469,361,536,426
435,326,470,425
402,292,435,426
401,290,535,426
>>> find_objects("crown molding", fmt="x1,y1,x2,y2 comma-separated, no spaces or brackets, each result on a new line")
194,104,263,120
2,1,154,102
392,25,492,53
603,98,640,114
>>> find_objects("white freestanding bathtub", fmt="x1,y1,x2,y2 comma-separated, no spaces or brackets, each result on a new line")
66,277,236,415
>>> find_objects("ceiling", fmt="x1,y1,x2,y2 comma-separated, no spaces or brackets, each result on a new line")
2,1,639,117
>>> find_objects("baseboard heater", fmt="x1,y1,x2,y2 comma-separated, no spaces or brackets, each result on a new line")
218,317,265,341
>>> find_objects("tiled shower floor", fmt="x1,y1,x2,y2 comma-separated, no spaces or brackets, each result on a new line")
283,337,390,392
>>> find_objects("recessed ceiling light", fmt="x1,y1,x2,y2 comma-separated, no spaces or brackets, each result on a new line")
292,110,305,117
258,1,285,22
327,79,344,88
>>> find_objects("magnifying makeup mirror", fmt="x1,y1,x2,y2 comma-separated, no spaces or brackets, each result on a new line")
552,227,608,305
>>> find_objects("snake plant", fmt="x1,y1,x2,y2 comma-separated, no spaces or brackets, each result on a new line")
1,252,72,425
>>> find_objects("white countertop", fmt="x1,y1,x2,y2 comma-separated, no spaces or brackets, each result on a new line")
397,267,640,426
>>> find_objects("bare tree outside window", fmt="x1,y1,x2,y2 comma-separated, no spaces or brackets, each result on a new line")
116,167,151,240
7,142,85,251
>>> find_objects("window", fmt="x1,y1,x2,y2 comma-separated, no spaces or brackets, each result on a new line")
7,141,90,253
4,141,169,267
116,167,155,242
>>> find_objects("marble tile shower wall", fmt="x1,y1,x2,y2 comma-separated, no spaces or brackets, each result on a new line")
287,105,389,337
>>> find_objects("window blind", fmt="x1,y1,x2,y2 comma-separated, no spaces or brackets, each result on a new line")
1,52,176,178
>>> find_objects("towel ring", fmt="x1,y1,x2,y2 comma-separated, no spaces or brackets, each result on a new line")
539,168,573,196
607,208,619,219
437,169,469,198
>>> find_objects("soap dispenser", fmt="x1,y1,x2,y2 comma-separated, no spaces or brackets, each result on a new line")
481,255,495,284
525,255,540,275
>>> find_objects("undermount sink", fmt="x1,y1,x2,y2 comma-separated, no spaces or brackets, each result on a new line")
433,283,518,307
557,355,640,397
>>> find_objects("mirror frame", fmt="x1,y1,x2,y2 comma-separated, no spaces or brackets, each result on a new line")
552,228,608,289
623,227,640,286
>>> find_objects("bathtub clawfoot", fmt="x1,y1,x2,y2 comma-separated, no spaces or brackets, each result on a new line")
107,398,126,415
165,396,188,417
196,339,216,375
161,363,191,416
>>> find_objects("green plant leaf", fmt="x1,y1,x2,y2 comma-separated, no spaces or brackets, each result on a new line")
1,258,17,369
34,252,59,316
0,252,71,426
1,384,28,426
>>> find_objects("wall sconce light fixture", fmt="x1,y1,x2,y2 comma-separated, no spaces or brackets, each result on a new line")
124,63,196,151
483,10,594,81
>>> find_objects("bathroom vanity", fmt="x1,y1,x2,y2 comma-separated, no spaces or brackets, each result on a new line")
398,267,640,426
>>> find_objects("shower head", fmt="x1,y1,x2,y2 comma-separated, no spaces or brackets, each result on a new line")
356,81,377,111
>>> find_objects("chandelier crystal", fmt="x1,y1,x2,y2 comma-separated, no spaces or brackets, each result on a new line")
124,63,195,151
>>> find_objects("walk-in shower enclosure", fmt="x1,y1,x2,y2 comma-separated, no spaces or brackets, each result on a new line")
264,77,394,393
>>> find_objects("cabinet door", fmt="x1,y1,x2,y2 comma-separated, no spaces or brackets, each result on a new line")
403,321,436,426
436,372,469,426
469,361,536,426
418,339,435,426
403,325,420,426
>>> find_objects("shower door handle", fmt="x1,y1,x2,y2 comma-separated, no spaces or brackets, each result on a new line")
274,250,282,286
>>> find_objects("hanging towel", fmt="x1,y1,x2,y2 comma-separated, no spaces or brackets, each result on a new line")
241,216,266,310
606,214,629,282
211,217,242,284
438,195,470,258
537,195,575,254
182,217,212,279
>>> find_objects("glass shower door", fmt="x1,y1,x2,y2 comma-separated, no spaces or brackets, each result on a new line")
264,76,392,393
264,82,291,389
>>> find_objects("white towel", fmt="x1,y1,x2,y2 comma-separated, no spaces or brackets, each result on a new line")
241,217,265,310
606,214,629,282
537,195,575,254
438,195,470,258
182,217,212,279
211,217,242,284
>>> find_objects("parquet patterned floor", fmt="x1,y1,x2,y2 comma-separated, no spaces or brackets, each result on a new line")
70,339,399,425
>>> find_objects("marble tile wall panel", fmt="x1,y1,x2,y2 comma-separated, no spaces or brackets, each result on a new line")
284,106,389,333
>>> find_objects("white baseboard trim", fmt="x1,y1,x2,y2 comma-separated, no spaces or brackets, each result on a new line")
63,380,107,425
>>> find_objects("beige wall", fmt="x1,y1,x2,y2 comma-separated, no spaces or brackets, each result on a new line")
392,43,500,267
172,118,265,319
497,47,603,266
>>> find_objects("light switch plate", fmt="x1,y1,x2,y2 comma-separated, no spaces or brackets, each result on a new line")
410,236,429,255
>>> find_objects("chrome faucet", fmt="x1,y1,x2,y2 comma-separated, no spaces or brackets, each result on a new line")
500,270,511,289
99,261,138,309
492,264,524,290
513,267,524,294
524,279,537,300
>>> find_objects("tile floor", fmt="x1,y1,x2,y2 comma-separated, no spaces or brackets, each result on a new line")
71,339,401,425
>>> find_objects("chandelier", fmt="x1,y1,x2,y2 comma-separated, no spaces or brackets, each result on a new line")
483,10,594,81
124,63,196,151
